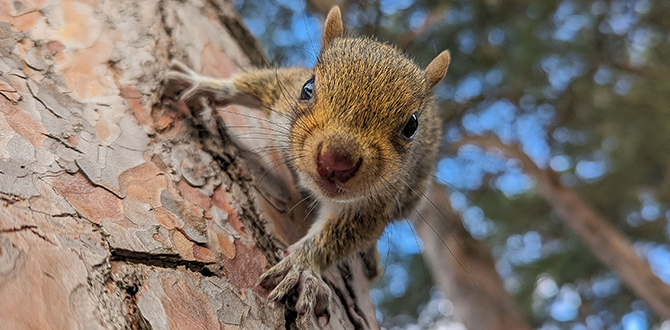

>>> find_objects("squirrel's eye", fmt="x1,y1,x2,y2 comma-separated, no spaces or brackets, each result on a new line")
299,77,315,101
401,113,418,140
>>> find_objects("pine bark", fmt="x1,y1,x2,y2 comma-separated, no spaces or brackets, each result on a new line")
0,0,377,329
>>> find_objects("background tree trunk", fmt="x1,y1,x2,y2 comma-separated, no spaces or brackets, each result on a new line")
0,0,377,329
414,184,532,330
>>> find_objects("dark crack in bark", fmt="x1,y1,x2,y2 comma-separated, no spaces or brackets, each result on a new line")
0,191,25,205
110,248,221,277
43,134,83,153
0,224,55,245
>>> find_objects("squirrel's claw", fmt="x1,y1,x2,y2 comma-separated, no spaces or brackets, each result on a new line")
163,60,235,102
168,59,195,74
258,260,289,290
295,273,332,317
314,282,332,318
163,68,205,101
266,266,300,301
259,251,332,321
179,84,201,102
295,275,318,314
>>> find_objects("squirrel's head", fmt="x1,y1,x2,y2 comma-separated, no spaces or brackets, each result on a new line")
289,6,450,202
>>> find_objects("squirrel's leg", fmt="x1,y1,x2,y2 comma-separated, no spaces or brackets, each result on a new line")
360,244,381,280
164,60,311,115
259,207,388,318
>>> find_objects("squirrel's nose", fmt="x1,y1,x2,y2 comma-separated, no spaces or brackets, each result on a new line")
316,144,362,183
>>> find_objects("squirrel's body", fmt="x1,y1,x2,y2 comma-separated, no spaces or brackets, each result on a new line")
166,6,449,321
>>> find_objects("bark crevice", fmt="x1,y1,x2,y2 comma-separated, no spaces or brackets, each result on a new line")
109,248,219,277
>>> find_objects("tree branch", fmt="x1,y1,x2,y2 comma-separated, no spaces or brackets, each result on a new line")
413,183,532,330
455,134,670,319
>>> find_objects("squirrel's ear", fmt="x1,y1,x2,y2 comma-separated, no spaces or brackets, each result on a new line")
322,6,343,47
424,50,451,90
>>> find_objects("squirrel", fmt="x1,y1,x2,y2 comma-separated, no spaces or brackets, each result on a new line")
165,6,450,323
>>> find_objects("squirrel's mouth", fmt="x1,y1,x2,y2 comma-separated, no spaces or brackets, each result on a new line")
316,177,346,196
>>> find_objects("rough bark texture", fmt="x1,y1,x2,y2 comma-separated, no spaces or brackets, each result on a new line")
0,0,377,329
414,184,532,330
456,135,670,320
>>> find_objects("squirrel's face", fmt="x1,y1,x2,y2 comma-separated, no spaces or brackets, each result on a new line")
288,38,432,202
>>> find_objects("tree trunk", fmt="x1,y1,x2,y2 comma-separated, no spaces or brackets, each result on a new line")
0,1,377,329
414,184,532,330
456,135,670,320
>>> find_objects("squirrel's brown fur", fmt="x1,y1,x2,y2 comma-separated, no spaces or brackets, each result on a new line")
165,5,450,323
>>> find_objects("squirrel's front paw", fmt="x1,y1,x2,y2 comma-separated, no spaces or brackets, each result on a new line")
163,60,235,102
259,252,332,320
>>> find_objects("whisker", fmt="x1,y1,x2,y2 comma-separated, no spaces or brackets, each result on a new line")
287,192,314,216
408,199,479,286
403,181,468,250
217,108,289,130
297,0,318,61
255,154,308,186
376,231,393,285
225,125,289,135
296,199,320,231
405,218,428,281
377,175,429,281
